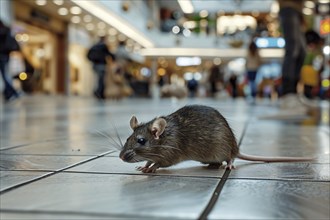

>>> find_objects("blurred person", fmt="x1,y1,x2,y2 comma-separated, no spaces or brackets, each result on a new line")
87,36,115,100
229,72,238,99
246,39,261,103
300,30,323,99
115,41,131,76
278,0,307,110
319,59,330,100
102,40,133,99
209,64,224,97
0,20,20,102
187,77,198,98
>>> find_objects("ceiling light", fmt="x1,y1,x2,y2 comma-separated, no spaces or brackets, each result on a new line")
118,34,127,41
199,10,209,18
98,30,106,37
213,58,222,65
176,57,201,66
15,34,22,42
172,26,180,34
83,15,92,22
302,7,313,15
318,4,330,14
53,0,64,5
126,39,134,46
304,1,315,8
255,38,269,48
183,21,196,29
70,6,82,15
108,28,117,36
183,29,191,37
86,23,95,31
21,34,29,42
71,0,154,48
98,22,106,29
108,35,117,43
58,8,68,16
184,72,193,80
177,0,194,14
71,16,81,24
35,0,47,6
270,1,279,14
323,45,330,55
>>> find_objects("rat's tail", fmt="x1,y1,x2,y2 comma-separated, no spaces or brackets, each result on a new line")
237,152,315,162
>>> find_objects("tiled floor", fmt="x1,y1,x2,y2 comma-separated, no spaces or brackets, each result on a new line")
0,95,329,220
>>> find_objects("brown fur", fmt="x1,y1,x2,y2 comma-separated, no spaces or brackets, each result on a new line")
120,105,238,172
120,105,314,173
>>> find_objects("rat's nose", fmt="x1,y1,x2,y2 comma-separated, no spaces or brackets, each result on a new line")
119,151,134,162
119,151,125,160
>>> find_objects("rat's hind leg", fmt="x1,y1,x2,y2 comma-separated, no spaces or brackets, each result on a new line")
207,162,222,169
224,159,235,170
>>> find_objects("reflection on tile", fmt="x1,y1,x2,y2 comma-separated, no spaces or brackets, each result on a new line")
209,179,330,220
1,136,115,156
231,161,330,181
68,157,226,177
0,212,114,220
243,121,329,148
0,171,49,191
0,155,91,171
0,173,218,219
1,95,329,219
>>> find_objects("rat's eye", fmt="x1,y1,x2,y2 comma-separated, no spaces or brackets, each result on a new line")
137,138,146,145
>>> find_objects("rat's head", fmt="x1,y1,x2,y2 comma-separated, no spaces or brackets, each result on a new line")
119,116,167,163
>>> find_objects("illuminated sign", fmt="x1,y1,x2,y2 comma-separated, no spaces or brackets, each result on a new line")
320,18,330,35
255,37,285,48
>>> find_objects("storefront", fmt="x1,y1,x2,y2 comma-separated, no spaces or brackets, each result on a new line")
12,0,68,95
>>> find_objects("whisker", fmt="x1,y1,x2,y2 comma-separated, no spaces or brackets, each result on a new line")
94,130,116,144
92,129,122,151
88,133,113,147
111,123,124,148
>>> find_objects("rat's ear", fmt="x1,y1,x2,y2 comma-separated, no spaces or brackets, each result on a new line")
151,118,167,139
130,116,138,130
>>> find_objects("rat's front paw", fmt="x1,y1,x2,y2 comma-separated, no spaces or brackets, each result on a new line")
139,163,160,173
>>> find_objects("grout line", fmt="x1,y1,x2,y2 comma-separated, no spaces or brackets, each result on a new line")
0,138,68,151
0,209,178,220
198,116,252,220
3,169,326,183
198,169,231,220
60,170,330,183
61,170,227,179
226,177,330,183
0,150,114,195
0,153,103,156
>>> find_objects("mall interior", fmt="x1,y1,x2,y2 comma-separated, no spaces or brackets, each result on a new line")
0,0,330,219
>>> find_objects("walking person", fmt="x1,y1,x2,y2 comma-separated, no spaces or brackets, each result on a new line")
229,72,238,99
246,39,261,104
87,36,115,100
278,0,307,111
0,20,20,102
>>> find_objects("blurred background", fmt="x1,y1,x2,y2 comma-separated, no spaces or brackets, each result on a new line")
0,0,329,100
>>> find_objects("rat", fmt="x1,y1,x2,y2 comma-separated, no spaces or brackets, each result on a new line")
119,105,315,173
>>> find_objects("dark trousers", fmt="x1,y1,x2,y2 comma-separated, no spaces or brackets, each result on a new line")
0,58,18,100
279,7,306,96
247,70,257,98
93,64,106,99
